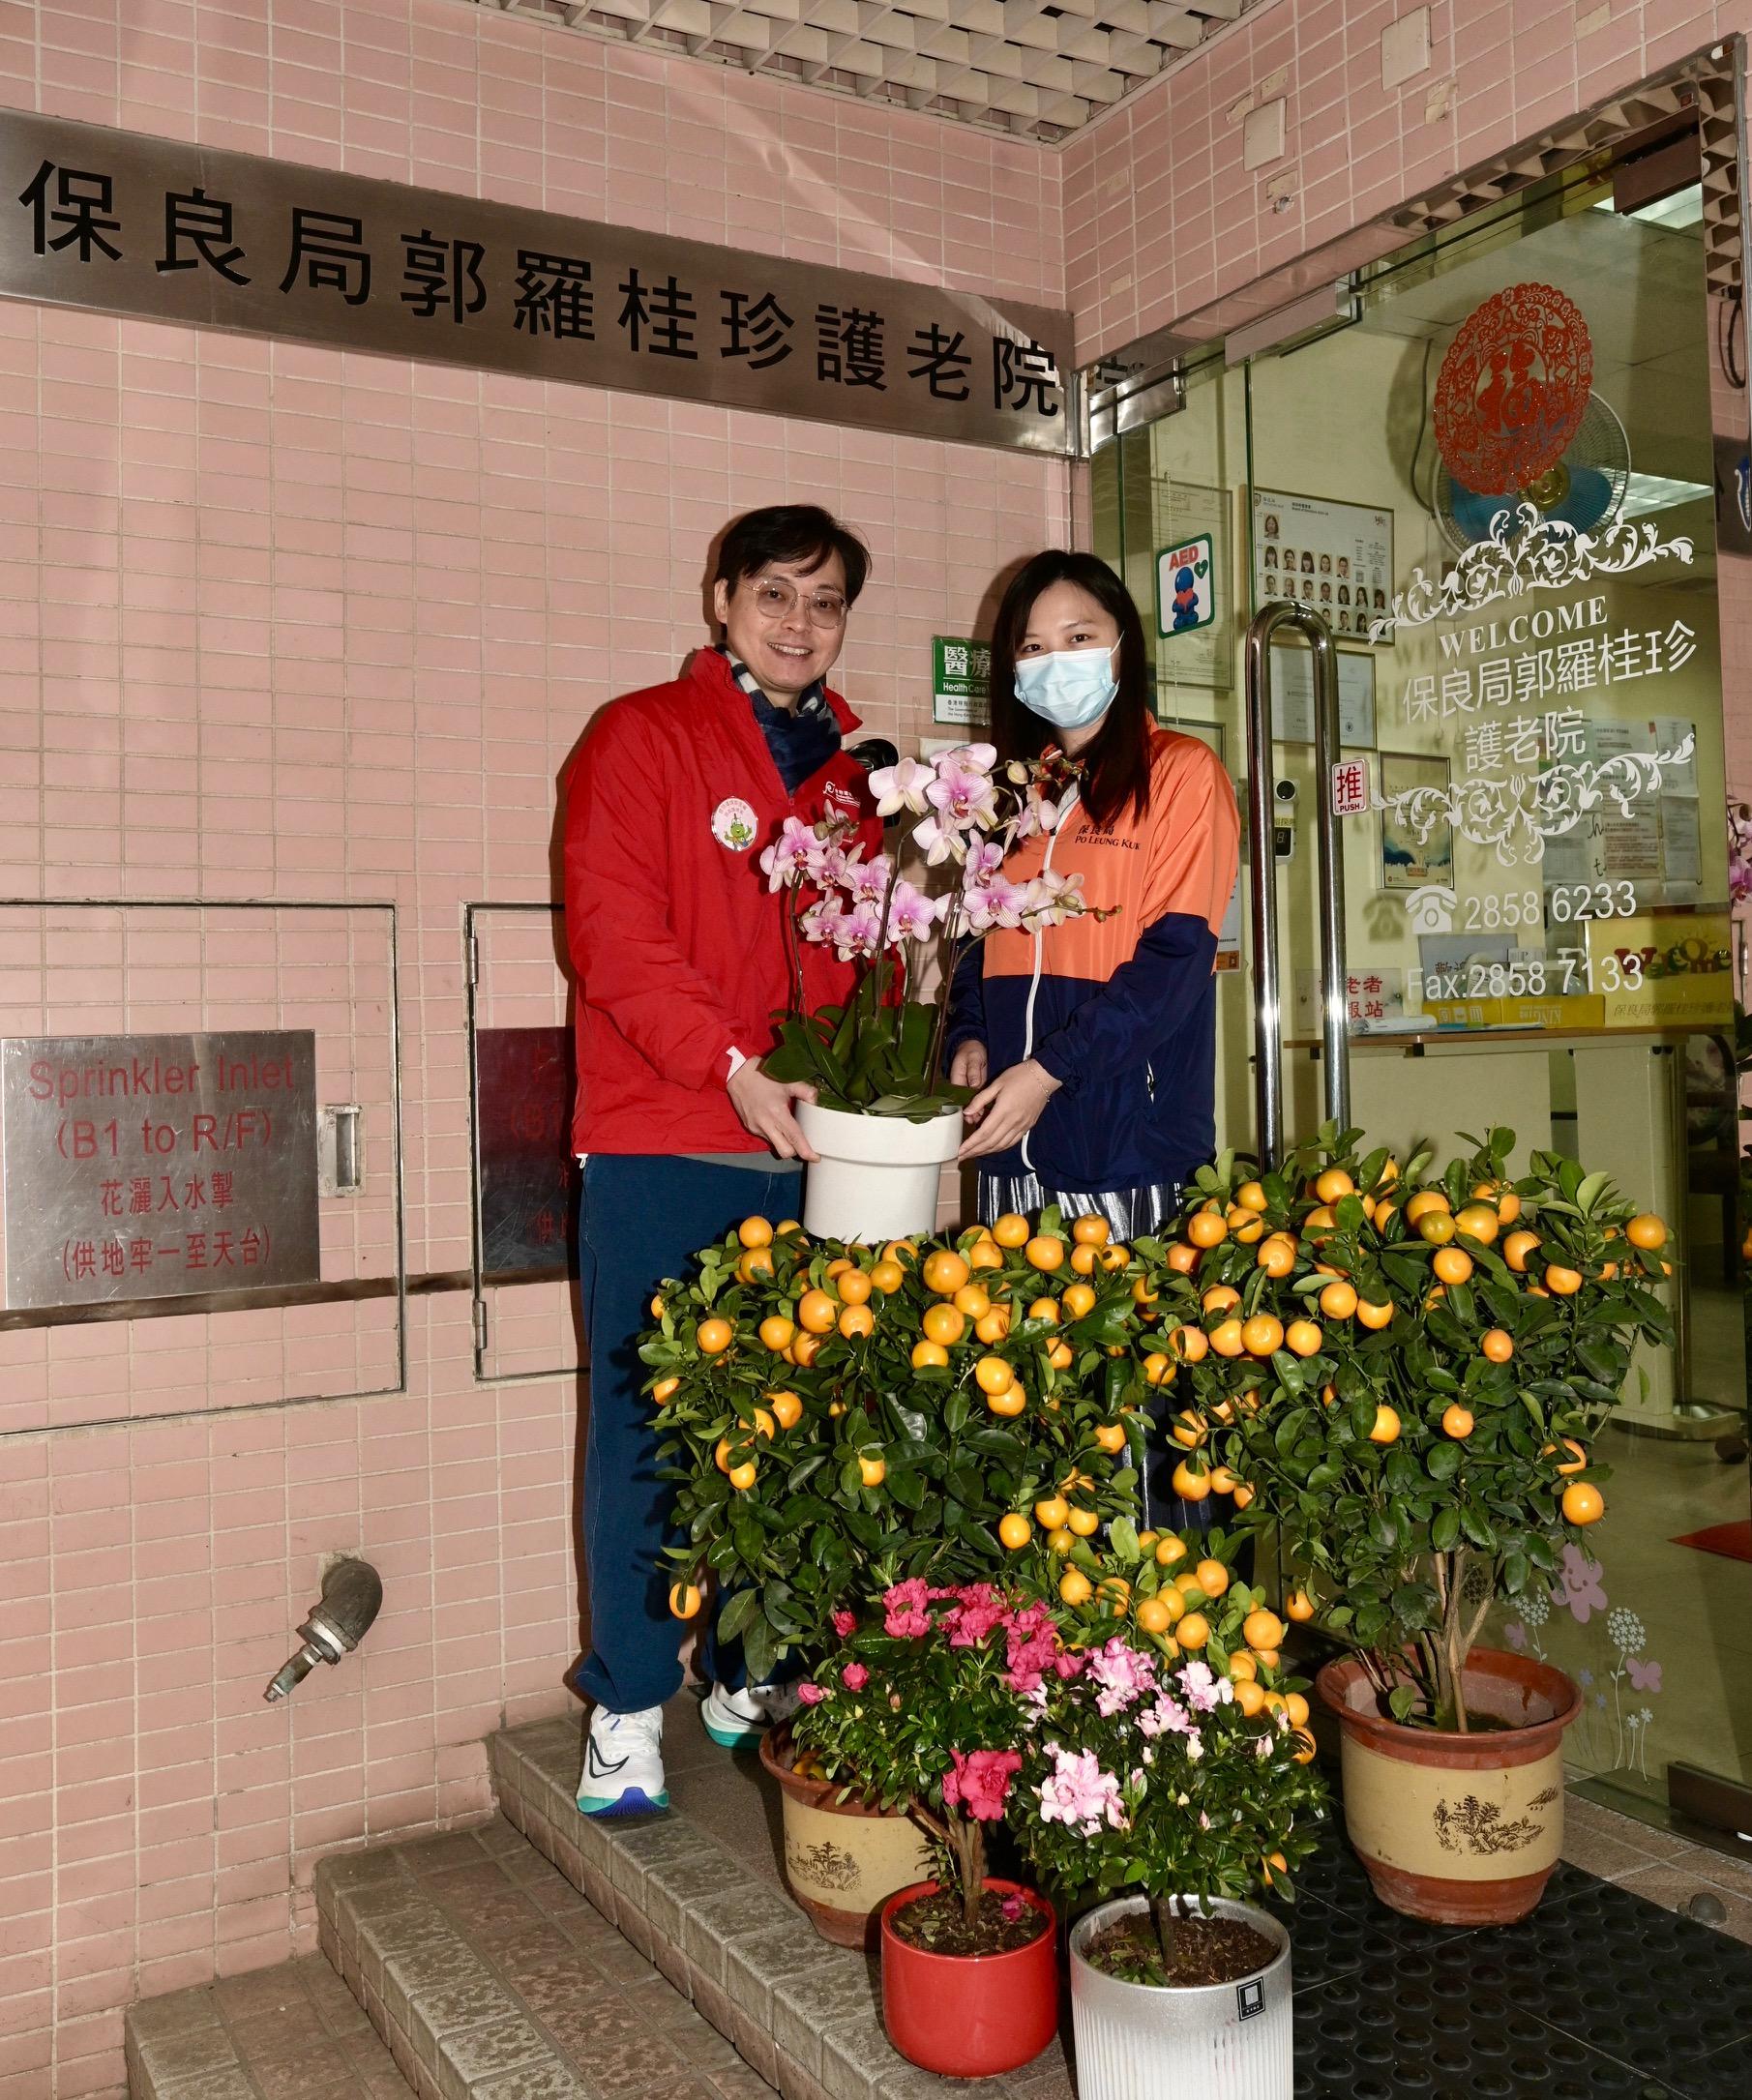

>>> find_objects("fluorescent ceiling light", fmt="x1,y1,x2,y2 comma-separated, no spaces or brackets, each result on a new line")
1618,471,1712,518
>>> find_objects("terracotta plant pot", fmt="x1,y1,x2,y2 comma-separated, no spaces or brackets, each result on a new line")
1316,1646,1582,1925
879,1878,1058,2078
758,1725,932,1949
795,1101,962,1242
1068,1894,1291,2100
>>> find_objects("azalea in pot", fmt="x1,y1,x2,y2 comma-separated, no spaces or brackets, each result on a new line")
650,1207,1169,1684
790,1579,1062,2077
1157,1123,1673,1923
1012,1526,1325,2100
758,743,1094,1238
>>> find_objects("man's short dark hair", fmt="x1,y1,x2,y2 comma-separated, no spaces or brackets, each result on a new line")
714,505,871,606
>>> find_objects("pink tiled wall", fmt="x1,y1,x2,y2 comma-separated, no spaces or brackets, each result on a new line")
9,0,1752,2090
0,3,1068,2091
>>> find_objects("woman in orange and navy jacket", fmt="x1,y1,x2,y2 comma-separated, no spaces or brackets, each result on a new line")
947,550,1239,1516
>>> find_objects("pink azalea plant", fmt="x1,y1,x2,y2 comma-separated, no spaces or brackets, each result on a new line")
1014,1530,1327,1982
792,1579,1070,1926
759,743,1092,1119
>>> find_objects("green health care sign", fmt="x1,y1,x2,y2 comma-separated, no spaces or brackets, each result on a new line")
932,636,992,726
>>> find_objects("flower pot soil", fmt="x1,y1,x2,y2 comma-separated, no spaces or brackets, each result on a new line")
885,1884,1052,1958
1081,1910,1277,1990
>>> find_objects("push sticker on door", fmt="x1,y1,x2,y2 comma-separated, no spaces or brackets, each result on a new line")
711,797,758,850
1156,537,1216,638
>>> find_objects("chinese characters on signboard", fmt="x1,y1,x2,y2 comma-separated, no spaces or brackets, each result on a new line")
0,110,1073,457
932,636,993,726
1,1031,320,1310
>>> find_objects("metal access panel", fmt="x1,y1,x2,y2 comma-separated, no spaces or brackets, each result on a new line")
0,900,403,1436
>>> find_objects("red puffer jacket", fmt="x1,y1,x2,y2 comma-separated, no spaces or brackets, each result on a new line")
564,647,882,1156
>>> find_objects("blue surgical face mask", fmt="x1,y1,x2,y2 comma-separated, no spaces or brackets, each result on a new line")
1014,642,1118,730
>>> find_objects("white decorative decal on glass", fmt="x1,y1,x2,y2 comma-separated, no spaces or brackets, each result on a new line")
1375,734,1697,868
1368,502,1694,638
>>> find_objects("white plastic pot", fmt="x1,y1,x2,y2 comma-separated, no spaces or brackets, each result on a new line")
795,1102,963,1243
1069,1895,1292,2100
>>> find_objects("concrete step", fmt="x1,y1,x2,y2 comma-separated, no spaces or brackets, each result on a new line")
126,1811,778,2100
124,1952,407,2100
488,1704,1074,2100
312,1812,775,2100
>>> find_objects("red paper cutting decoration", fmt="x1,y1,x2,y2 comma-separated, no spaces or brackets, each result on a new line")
1432,282,1593,496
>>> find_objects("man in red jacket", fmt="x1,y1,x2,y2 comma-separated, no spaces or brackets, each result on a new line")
564,505,881,1816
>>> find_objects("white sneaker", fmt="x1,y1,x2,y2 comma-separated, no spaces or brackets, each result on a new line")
701,1679,800,1749
577,1705,668,1818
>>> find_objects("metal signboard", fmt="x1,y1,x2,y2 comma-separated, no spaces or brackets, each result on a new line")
474,1026,577,1281
0,109,1074,458
1,1030,320,1311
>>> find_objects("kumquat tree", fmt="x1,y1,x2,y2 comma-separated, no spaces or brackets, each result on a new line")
646,1206,1180,1686
1143,1127,1673,1733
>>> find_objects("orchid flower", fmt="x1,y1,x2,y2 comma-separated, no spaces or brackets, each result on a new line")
925,744,1000,836
758,814,820,892
957,875,1033,936
845,852,893,905
868,754,935,817
886,880,945,944
827,900,884,960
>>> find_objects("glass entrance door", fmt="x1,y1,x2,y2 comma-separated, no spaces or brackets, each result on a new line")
1096,149,1752,1826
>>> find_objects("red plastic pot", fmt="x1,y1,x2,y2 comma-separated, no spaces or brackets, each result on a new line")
878,1878,1058,2078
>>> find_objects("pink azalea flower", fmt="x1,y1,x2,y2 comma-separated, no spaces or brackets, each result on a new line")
882,1578,933,1639
1089,1637,1157,1716
1003,1604,1060,1693
797,1682,826,1705
1176,1660,1232,1715
1037,1744,1128,1836
943,1748,1022,1821
842,1662,870,1692
1137,1690,1193,1740
999,1891,1025,1922
831,1609,857,1638
944,1583,1010,1649
869,754,935,817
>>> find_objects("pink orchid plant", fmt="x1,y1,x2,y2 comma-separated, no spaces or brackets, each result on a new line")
792,1580,1060,1926
758,743,1092,1120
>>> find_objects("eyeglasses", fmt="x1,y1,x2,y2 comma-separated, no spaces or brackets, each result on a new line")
747,577,848,628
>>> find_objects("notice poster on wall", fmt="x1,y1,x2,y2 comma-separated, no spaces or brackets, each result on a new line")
1151,482,1230,693
1253,488,1394,646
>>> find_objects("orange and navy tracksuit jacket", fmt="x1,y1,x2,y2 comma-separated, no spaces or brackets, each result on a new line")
948,725,1240,1192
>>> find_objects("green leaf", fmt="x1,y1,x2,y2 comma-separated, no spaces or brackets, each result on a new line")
1388,1684,1418,1722
1431,1505,1461,1551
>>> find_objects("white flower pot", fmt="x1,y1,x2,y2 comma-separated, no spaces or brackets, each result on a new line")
1068,1895,1292,2100
795,1102,963,1243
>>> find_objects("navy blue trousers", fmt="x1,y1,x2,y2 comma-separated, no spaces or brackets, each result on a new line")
574,1153,802,1715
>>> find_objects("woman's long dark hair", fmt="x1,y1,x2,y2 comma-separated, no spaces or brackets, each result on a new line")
988,550,1152,829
